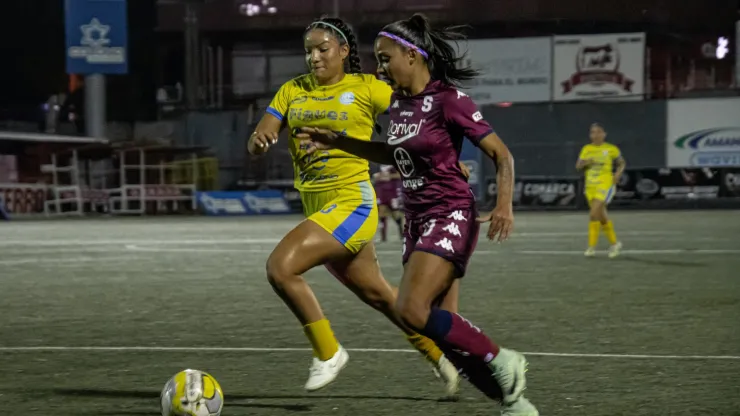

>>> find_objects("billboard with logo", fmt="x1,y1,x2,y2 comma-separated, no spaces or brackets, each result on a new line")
461,37,552,104
486,176,580,209
65,0,128,74
553,33,645,101
196,190,291,216
666,97,740,167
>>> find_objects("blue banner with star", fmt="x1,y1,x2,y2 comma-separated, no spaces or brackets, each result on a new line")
65,0,128,74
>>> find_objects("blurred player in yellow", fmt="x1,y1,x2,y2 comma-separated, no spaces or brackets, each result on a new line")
576,123,626,257
246,16,459,395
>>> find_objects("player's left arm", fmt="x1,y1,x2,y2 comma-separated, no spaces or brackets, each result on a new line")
612,146,626,183
445,91,514,241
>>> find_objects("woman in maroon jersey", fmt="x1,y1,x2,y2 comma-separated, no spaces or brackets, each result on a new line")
298,13,538,416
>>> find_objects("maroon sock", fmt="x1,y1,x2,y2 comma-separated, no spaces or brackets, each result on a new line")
423,309,500,363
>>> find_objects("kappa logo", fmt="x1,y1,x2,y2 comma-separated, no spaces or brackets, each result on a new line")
442,223,462,237
456,90,468,99
434,238,455,253
392,100,399,108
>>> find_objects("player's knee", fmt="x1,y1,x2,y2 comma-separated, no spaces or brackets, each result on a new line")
360,286,394,313
265,254,297,289
395,297,428,331
588,206,601,221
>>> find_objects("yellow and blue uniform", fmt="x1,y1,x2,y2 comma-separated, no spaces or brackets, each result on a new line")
267,73,392,253
578,142,622,205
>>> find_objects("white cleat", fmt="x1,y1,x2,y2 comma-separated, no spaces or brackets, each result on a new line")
489,348,528,406
501,396,539,416
584,247,596,257
304,345,349,392
431,354,461,400
608,241,623,258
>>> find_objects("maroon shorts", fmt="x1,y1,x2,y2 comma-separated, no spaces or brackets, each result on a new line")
401,208,480,277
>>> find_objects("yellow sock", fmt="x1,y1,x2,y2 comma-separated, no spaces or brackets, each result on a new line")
588,221,600,247
602,220,618,245
303,319,339,361
406,333,443,364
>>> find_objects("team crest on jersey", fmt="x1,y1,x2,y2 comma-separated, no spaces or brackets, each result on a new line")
339,92,355,105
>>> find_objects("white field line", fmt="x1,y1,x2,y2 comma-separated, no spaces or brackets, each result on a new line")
0,231,686,247
120,245,740,256
0,256,140,266
0,345,736,360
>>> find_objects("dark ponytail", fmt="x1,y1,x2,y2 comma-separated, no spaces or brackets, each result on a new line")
306,16,362,74
380,13,478,86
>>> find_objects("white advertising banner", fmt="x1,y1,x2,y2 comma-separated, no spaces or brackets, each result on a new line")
666,98,740,167
553,32,645,101
461,37,552,104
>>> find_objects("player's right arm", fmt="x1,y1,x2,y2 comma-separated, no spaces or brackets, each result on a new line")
575,146,592,171
297,127,395,165
294,76,395,163
248,82,292,155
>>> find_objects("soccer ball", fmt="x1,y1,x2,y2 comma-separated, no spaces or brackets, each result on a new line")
160,369,224,416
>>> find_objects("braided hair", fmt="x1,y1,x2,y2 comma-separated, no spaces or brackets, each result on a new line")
305,16,362,74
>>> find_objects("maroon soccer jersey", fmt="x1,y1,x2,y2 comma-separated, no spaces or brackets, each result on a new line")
386,80,493,218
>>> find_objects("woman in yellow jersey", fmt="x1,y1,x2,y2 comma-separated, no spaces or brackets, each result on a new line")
576,123,626,258
247,16,459,395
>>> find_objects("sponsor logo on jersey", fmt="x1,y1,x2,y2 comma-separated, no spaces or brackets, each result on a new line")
289,108,348,122
387,119,425,145
393,148,415,177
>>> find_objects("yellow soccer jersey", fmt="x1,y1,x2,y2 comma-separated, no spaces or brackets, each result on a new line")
266,73,392,192
578,142,622,187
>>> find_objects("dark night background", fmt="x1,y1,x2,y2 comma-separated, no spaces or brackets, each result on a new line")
0,0,157,123
0,0,737,127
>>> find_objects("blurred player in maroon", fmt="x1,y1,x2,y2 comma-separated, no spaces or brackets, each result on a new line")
298,13,538,416
373,165,404,242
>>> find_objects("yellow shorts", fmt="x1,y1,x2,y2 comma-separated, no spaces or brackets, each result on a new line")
301,180,378,254
585,184,615,205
